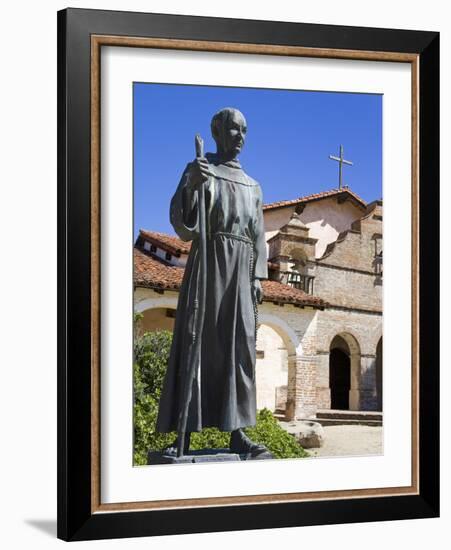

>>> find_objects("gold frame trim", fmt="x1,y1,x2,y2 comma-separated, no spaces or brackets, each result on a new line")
90,35,420,514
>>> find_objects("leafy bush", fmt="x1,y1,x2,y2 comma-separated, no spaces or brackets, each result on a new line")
246,409,308,459
133,328,308,465
133,330,176,465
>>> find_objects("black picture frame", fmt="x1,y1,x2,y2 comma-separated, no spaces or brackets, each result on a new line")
57,7,439,541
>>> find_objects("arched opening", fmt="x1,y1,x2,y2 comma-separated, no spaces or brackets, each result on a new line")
255,325,288,413
136,304,302,418
376,337,383,411
255,313,300,418
286,247,314,294
330,348,350,409
138,307,176,333
328,333,361,411
329,337,351,410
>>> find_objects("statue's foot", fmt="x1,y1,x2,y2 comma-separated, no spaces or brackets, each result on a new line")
161,443,178,457
162,432,191,456
229,429,269,457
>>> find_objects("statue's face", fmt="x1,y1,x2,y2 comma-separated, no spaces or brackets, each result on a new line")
216,110,247,158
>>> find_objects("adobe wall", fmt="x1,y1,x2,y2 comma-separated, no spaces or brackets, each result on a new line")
299,198,362,257
255,325,288,411
263,197,363,258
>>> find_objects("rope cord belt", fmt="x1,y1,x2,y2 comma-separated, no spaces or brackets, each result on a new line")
210,231,253,245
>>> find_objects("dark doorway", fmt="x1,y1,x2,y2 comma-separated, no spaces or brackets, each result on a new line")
376,338,383,411
330,348,351,410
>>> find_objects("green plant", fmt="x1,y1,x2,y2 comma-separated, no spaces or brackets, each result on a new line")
245,408,308,459
133,330,176,465
133,329,308,464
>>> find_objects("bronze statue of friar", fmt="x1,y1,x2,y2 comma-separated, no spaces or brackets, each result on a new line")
155,107,272,460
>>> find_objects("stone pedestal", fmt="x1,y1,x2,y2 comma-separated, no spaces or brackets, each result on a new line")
148,448,274,465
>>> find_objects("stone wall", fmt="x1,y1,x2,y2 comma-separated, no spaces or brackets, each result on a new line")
314,202,382,311
314,265,382,311
314,307,382,411
134,285,383,418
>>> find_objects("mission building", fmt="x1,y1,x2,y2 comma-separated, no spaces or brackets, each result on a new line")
134,186,383,421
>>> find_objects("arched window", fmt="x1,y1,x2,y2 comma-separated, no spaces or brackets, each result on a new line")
286,247,314,294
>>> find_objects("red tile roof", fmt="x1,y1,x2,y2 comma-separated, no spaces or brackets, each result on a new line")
134,248,184,290
134,247,325,308
262,187,367,212
139,229,192,255
261,279,325,308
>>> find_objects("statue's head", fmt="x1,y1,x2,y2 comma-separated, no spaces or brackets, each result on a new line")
210,107,247,160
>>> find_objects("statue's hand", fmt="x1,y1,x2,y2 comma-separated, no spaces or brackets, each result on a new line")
187,157,210,189
252,279,263,305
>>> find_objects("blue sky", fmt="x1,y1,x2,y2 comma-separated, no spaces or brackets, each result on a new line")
134,83,382,238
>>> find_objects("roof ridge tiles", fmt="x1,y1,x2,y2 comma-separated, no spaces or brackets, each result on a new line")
262,187,367,211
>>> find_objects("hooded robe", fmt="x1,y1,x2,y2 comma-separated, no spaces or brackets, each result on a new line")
156,153,268,433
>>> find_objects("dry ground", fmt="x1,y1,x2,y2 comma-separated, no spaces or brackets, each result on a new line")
306,424,383,458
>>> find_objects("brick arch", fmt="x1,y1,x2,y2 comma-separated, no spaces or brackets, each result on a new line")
326,330,361,355
329,331,362,411
258,311,301,356
369,330,383,356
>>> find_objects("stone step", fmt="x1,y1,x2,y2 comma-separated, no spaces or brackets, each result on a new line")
274,409,383,426
308,418,383,427
316,409,383,422
273,409,286,420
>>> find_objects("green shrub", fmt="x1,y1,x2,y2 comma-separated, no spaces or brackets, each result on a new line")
245,409,308,459
133,330,176,465
133,329,308,464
